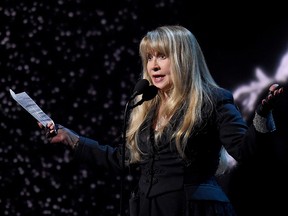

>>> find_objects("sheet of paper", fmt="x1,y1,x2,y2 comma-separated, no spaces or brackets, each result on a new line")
10,89,54,127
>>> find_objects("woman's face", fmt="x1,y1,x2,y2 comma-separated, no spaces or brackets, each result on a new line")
147,51,172,92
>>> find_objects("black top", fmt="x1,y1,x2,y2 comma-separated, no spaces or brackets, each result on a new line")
74,87,272,201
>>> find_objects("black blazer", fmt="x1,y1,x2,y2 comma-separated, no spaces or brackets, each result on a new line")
74,87,273,200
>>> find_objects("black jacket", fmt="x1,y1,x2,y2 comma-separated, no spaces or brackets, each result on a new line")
74,87,274,201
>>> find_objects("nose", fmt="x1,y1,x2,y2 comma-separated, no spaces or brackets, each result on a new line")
151,58,160,71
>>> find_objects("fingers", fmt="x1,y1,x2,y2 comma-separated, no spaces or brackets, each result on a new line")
256,83,284,117
268,84,283,97
262,83,284,105
47,125,65,143
268,83,280,92
38,120,75,146
38,121,54,130
44,122,60,138
48,126,79,148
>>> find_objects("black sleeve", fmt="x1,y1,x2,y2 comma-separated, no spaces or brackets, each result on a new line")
215,89,272,164
73,136,123,173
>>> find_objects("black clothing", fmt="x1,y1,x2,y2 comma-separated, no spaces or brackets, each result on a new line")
74,87,274,216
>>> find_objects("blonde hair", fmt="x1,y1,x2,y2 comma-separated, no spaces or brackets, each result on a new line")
126,25,235,174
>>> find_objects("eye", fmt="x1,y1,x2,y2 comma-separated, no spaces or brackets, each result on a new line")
147,54,153,61
159,54,166,59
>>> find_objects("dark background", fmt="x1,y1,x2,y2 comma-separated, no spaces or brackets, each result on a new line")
1,1,288,215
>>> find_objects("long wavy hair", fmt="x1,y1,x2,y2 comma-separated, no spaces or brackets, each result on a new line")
126,25,234,174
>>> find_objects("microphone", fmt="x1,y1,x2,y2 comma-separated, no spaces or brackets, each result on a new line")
142,85,158,101
129,85,158,109
129,79,150,101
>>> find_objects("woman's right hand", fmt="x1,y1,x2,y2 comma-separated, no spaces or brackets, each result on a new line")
38,121,80,149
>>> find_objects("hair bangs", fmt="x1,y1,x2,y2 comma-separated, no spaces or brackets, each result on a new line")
140,34,170,61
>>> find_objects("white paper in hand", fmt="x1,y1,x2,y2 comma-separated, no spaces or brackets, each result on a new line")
9,89,54,128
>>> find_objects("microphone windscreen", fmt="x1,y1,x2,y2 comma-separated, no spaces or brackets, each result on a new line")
129,79,150,100
133,79,149,94
142,85,158,101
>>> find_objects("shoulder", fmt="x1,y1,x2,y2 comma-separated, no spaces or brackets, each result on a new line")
201,86,236,118
210,86,234,105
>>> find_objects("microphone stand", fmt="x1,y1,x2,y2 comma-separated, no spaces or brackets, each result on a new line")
119,84,158,216
120,99,131,216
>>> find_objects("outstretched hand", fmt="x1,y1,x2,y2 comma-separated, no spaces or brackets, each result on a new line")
257,83,284,117
38,121,80,148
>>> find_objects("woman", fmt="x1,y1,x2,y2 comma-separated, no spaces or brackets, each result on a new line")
42,25,283,216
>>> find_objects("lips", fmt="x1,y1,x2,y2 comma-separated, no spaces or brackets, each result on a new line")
152,75,165,83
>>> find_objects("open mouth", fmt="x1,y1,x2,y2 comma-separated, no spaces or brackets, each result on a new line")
153,75,165,82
